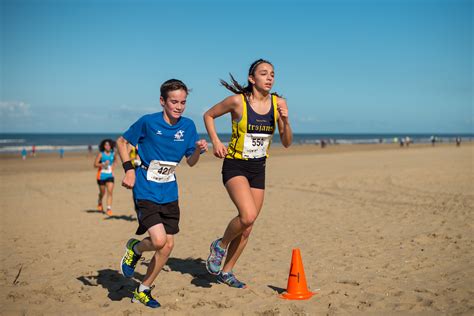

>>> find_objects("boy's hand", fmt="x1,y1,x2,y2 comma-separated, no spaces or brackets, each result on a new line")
195,139,208,154
122,170,135,189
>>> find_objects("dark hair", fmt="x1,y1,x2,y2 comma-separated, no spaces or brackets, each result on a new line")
160,79,189,100
220,59,280,96
99,139,115,152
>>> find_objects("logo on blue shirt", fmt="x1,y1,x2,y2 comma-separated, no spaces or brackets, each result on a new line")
174,130,185,141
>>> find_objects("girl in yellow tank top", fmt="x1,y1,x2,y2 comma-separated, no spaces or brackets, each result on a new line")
203,59,293,288
226,93,279,160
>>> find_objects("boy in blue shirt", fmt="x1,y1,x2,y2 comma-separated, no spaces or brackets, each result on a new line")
116,79,208,308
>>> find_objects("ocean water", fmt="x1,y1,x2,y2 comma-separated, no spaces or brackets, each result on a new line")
0,133,471,153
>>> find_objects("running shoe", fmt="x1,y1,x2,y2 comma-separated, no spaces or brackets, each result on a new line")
97,204,103,212
217,271,247,288
120,238,141,278
132,285,160,308
106,208,112,216
206,238,226,275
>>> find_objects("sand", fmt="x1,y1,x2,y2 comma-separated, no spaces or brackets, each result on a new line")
1,143,473,315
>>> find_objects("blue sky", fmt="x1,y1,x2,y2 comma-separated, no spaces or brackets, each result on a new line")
1,0,472,134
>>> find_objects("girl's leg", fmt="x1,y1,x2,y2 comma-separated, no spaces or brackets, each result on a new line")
105,181,114,214
98,184,106,211
220,176,259,248
222,187,264,273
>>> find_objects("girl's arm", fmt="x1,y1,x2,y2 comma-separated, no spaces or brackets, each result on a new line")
203,94,241,158
93,153,103,168
276,97,293,148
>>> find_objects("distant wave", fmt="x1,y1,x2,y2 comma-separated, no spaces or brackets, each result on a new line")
0,145,96,153
0,138,26,144
0,134,469,153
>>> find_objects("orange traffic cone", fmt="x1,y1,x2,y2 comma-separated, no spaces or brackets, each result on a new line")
281,248,315,300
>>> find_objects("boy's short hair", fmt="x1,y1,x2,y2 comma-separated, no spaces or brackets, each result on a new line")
160,79,189,100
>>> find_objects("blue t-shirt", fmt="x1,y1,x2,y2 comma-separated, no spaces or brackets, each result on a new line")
123,112,199,204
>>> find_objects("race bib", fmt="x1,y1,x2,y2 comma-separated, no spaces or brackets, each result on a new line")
146,160,178,183
242,133,272,159
100,165,112,174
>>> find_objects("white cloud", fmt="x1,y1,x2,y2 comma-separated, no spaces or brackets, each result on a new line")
0,101,31,118
117,104,158,118
294,115,318,123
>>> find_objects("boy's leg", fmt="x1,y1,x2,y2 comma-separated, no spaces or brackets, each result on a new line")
120,224,167,279
132,225,174,309
141,225,174,286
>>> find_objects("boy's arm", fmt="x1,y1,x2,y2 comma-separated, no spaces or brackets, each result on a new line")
116,136,136,189
186,139,208,167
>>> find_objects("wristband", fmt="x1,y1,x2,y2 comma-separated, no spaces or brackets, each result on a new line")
122,161,134,172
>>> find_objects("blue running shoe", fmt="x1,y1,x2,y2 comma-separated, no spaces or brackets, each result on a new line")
120,238,141,278
132,285,161,308
217,271,247,288
206,238,226,275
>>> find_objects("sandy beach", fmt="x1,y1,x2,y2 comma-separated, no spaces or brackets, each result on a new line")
0,143,472,315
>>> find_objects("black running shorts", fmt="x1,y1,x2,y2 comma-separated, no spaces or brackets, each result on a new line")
134,199,180,235
221,158,266,189
97,177,114,185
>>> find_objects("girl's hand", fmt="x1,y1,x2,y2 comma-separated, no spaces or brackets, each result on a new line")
213,141,228,158
277,101,289,124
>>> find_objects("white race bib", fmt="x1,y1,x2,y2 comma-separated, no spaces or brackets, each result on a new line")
100,165,112,174
242,133,272,159
146,160,178,183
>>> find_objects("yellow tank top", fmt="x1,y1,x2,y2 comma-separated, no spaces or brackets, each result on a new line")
226,94,279,160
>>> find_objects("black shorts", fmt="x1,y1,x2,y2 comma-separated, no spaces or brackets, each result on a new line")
134,199,180,235
222,158,266,189
97,177,114,185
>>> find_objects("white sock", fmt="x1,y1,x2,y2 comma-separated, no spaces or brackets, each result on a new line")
133,244,142,255
107,205,111,210
139,284,150,292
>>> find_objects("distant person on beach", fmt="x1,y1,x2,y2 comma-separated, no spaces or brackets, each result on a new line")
21,148,27,160
116,79,208,308
203,59,293,288
31,145,36,157
59,147,65,158
431,135,436,146
94,139,116,216
456,137,461,147
405,136,411,147
88,144,93,156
